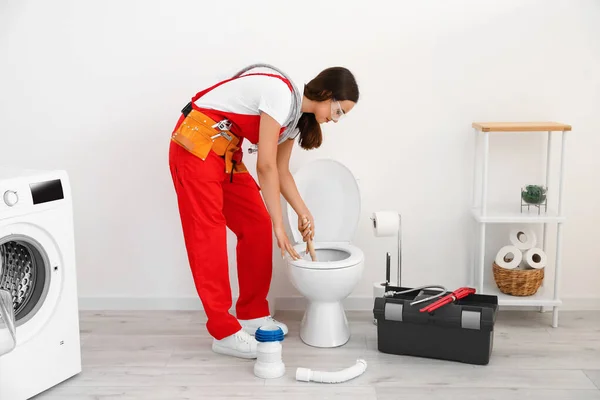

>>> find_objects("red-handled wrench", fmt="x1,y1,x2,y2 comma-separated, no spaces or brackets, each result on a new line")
419,287,476,313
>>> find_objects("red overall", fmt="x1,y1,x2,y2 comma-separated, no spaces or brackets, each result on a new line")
169,73,293,339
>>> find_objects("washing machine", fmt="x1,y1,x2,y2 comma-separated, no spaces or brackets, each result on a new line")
0,168,81,399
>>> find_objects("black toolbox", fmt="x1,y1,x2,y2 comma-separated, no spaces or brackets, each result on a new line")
373,285,499,365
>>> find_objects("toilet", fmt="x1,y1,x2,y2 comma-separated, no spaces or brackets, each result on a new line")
284,159,365,348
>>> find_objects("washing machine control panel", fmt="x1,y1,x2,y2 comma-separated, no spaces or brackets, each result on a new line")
3,190,18,206
0,178,64,211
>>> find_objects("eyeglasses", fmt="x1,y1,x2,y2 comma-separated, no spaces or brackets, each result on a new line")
330,99,345,122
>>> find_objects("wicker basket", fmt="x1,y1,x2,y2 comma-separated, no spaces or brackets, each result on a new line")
492,262,544,296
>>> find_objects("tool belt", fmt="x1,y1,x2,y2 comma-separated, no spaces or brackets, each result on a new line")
171,102,247,176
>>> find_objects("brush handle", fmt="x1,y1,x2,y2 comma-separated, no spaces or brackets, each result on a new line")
307,239,317,261
302,216,317,261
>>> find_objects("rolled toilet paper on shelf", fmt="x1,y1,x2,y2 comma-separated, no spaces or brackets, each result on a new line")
509,227,537,250
495,245,523,269
371,211,399,237
523,247,547,269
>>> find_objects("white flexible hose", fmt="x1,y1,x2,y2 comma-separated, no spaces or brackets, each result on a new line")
295,359,367,383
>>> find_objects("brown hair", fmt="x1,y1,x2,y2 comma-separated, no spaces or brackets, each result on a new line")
297,67,359,150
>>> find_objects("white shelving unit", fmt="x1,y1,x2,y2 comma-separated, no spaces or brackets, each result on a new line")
470,121,571,328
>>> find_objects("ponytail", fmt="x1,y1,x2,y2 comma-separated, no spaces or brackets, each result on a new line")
297,113,322,150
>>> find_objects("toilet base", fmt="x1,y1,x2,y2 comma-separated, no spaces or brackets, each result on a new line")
300,301,350,348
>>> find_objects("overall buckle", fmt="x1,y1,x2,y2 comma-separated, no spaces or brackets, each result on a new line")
181,102,193,117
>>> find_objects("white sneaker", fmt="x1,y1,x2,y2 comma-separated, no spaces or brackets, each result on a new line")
239,315,289,336
212,329,258,359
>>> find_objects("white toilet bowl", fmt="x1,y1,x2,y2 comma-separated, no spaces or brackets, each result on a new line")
284,159,365,348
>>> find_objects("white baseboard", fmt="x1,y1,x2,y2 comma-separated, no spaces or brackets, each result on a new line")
552,297,600,311
78,296,276,316
78,295,600,311
78,297,205,310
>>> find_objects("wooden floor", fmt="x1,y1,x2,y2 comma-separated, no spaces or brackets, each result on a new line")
34,309,600,399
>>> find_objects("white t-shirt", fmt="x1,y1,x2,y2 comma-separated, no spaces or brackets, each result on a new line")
194,70,296,128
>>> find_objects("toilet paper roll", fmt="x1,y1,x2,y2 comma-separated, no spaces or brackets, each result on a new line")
509,228,537,250
373,282,386,299
372,211,399,237
494,245,522,269
523,247,547,269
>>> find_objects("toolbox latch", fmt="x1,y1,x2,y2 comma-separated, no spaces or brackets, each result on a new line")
461,310,481,330
384,302,404,322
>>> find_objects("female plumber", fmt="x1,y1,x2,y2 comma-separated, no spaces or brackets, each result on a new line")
168,63,359,359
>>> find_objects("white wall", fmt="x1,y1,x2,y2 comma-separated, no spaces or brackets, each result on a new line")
1,0,599,311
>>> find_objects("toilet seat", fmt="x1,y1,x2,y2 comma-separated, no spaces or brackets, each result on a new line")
286,159,361,244
289,242,362,270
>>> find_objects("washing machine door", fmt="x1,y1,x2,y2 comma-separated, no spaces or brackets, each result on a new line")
0,222,62,348
0,289,16,356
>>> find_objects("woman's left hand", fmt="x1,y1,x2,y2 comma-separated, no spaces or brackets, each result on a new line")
298,213,315,242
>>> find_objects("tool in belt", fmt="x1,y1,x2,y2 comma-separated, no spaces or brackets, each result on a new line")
171,102,247,181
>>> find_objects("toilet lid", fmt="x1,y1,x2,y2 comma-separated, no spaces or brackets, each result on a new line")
287,159,361,243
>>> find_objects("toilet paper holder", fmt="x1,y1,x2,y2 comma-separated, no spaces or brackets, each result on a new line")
372,213,448,307
371,213,402,286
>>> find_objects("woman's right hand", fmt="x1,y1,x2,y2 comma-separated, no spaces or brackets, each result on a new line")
274,225,301,261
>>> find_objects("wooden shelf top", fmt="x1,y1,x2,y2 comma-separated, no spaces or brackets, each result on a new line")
472,122,572,132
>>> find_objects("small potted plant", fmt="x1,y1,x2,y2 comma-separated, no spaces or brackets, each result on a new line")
521,185,547,213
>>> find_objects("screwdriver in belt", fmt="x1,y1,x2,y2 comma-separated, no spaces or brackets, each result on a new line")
419,287,476,313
